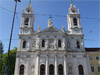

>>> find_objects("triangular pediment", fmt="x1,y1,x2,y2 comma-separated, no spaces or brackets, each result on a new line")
40,26,62,33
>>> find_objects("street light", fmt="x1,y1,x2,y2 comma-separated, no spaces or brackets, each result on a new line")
4,0,21,74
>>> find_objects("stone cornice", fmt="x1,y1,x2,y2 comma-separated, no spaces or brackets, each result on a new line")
19,34,33,36
16,50,86,54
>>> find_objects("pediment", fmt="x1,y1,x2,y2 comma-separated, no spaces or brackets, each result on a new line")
40,26,62,33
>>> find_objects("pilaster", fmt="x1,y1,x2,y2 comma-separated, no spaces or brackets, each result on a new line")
45,51,49,75
55,51,58,75
36,52,40,75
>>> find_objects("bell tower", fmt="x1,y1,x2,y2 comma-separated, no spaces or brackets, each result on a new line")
19,2,34,34
67,3,83,35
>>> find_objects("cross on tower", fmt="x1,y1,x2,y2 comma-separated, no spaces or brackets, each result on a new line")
29,0,31,4
71,0,73,4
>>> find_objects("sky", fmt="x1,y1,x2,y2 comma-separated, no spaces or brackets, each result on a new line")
0,0,100,53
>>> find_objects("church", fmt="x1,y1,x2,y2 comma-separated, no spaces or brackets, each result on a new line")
14,2,91,75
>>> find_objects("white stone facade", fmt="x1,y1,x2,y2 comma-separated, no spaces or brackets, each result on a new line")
14,3,91,75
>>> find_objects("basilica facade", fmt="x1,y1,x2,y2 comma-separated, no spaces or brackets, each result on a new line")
14,2,91,75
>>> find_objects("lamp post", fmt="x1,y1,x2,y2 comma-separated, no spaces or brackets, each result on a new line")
4,0,21,74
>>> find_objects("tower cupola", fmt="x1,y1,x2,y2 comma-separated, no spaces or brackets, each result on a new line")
69,4,77,14
25,3,33,14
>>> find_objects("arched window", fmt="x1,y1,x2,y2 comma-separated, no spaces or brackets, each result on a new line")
49,64,54,75
78,65,84,75
73,18,77,25
58,64,63,75
40,64,45,75
19,65,24,75
58,40,61,47
24,18,29,25
42,40,45,47
23,41,26,48
77,41,80,49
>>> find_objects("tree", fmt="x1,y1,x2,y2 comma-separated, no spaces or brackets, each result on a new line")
0,40,3,74
1,47,17,75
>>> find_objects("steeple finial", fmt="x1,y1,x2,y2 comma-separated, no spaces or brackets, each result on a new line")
71,0,73,4
49,15,52,19
29,0,31,4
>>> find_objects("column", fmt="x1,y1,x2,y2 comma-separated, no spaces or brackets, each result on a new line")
64,55,67,75
36,54,39,75
45,55,48,75
55,54,58,75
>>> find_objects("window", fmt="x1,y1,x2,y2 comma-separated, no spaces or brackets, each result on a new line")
23,41,26,48
73,18,77,25
72,10,75,13
78,65,84,75
58,40,61,47
58,64,63,75
24,18,29,25
19,65,24,75
98,65,100,72
40,64,45,75
42,40,45,47
89,56,93,60
96,57,99,60
77,41,80,49
49,64,54,75
91,65,95,72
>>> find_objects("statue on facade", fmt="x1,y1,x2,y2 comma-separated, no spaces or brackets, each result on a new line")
62,42,66,49
36,41,40,49
62,26,65,32
31,65,34,73
68,63,73,74
32,40,36,47
69,66,72,73
37,26,40,32
46,41,49,49
54,40,57,49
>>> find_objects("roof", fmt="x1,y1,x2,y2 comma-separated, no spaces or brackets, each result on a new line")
85,48,100,52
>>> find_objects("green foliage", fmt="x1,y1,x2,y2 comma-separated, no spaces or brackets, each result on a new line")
1,48,17,75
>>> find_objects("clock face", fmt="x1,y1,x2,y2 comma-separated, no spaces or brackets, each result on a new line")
74,28,79,33
75,30,78,33
24,28,28,33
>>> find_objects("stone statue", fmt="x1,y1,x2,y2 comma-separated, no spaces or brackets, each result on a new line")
22,9,24,13
78,9,80,14
68,63,73,73
54,40,57,49
62,26,65,32
32,40,36,47
62,42,66,49
36,41,40,49
69,66,72,73
46,41,49,49
31,65,34,73
38,26,40,32
48,16,53,27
